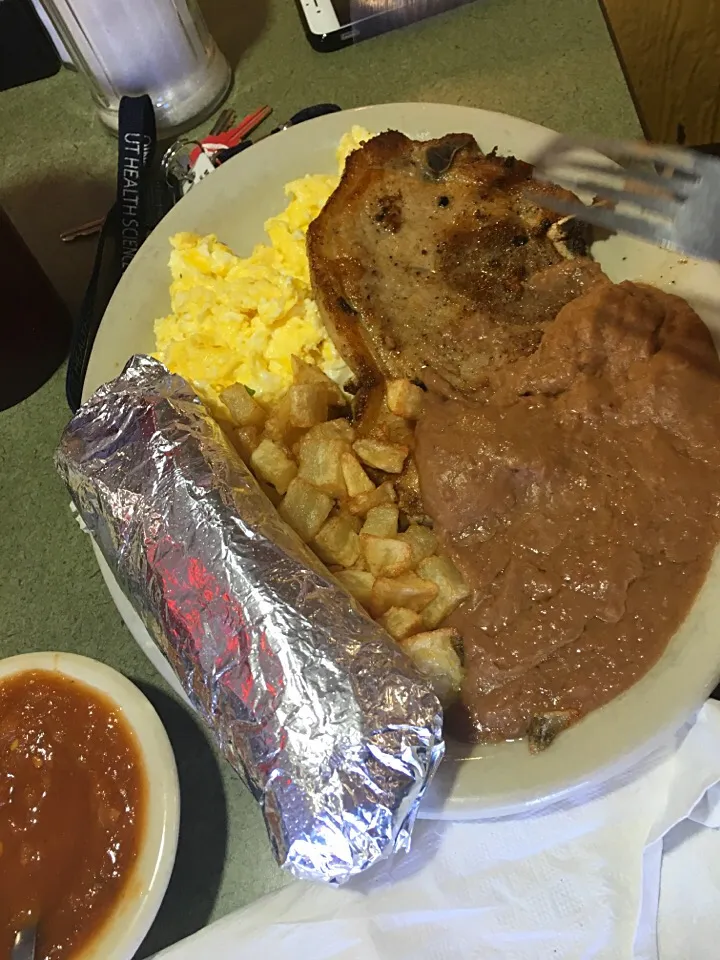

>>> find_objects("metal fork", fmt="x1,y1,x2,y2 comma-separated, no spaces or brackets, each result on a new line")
531,136,720,263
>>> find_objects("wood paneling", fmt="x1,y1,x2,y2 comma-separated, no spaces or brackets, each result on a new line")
599,0,720,145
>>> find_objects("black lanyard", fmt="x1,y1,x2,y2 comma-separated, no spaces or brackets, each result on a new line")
65,95,157,412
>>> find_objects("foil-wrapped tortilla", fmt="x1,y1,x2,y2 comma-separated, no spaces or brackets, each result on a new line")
56,355,444,883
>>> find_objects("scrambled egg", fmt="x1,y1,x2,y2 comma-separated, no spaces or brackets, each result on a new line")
154,126,371,410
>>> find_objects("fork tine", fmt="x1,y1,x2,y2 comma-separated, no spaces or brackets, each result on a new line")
545,176,679,219
531,135,720,261
537,155,695,201
525,191,670,244
537,135,700,178
580,136,701,177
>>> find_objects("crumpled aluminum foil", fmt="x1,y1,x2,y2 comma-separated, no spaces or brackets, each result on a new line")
56,355,444,883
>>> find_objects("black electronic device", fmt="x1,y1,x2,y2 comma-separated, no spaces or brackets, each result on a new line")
295,0,476,52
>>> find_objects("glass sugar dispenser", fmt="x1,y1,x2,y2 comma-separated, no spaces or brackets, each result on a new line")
37,0,231,135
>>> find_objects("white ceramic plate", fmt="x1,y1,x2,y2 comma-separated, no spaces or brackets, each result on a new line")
0,652,179,959
84,103,720,819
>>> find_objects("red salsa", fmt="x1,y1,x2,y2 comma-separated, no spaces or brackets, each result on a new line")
0,670,146,959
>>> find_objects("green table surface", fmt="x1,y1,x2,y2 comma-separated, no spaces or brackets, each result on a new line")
0,1,640,955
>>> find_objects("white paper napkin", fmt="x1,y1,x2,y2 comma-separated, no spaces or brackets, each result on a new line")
154,703,720,960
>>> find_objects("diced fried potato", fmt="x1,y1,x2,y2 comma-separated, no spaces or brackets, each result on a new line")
352,554,369,572
357,385,415,446
335,569,375,608
378,411,415,448
286,383,328,429
220,383,267,427
369,573,439,617
417,556,471,629
360,535,414,578
361,504,399,539
297,436,348,498
348,481,397,517
299,418,356,448
380,606,423,642
395,458,431,526
386,379,425,420
313,515,360,568
341,452,375,498
230,424,261,462
279,478,333,542
263,393,304,448
353,438,409,474
401,628,465,705
266,382,331,443
250,438,297,494
332,506,362,533
291,355,346,406
400,524,438,566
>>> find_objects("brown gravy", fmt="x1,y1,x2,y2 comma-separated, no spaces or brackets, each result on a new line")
0,670,145,959
414,281,720,744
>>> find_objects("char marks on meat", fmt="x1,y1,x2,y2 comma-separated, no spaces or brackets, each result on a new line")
308,131,604,398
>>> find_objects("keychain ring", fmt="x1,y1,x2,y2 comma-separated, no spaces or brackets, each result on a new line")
161,138,204,187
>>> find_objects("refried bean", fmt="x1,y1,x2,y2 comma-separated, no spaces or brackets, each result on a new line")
414,281,720,745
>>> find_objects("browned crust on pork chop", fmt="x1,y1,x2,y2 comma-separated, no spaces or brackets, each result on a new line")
307,131,606,398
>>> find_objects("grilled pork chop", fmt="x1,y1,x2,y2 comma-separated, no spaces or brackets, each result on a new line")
307,131,606,397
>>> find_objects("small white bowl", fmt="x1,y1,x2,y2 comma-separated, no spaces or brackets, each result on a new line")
0,651,180,960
